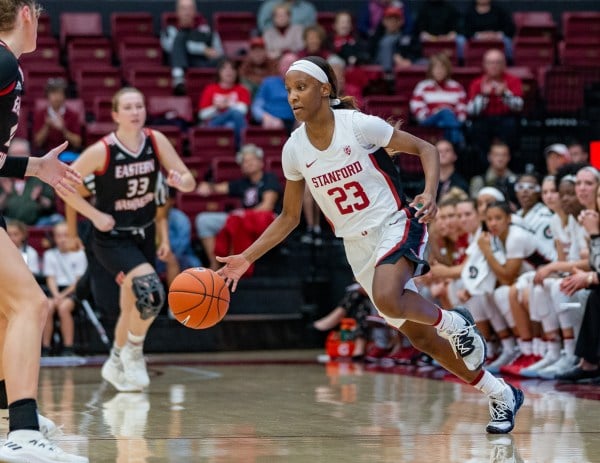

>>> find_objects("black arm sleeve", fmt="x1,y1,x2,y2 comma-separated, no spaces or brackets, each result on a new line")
0,156,28,179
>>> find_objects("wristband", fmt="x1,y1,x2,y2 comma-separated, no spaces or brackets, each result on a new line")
0,156,28,179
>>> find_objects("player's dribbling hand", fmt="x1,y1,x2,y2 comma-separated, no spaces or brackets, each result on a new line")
156,242,171,261
215,254,251,292
92,212,115,232
410,192,436,223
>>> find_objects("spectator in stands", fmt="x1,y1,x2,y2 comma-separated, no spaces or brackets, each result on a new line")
198,59,251,150
372,6,420,72
357,0,414,39
436,140,469,201
258,0,317,33
161,0,224,96
568,140,590,164
557,180,600,382
262,2,305,60
41,222,87,357
328,11,369,66
469,141,518,204
414,0,459,44
544,143,572,176
252,53,297,133
327,54,363,108
298,24,330,60
462,0,515,62
195,144,281,271
32,78,82,160
467,49,523,166
7,220,40,277
410,53,467,147
0,138,62,226
239,37,279,98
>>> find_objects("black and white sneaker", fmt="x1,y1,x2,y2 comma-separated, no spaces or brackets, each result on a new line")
0,429,88,462
486,380,525,434
436,307,486,371
487,434,524,463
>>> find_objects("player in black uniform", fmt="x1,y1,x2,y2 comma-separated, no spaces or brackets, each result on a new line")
60,87,196,391
0,1,88,462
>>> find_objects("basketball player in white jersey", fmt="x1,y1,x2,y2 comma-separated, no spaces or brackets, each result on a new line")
217,56,524,433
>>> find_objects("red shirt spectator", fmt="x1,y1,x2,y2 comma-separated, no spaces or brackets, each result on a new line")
411,79,467,122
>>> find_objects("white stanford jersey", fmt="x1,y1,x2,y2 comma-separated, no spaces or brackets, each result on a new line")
516,202,554,257
283,110,406,238
492,223,555,273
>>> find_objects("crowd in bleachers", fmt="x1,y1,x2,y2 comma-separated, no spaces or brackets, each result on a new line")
4,0,600,369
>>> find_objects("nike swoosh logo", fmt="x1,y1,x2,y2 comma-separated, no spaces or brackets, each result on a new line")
306,159,317,168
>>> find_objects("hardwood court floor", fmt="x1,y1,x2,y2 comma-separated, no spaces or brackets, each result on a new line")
14,350,600,462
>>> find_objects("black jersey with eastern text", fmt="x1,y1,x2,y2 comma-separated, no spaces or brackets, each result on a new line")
94,129,160,229
0,42,23,156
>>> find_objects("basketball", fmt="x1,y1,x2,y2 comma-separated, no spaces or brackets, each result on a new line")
168,267,230,329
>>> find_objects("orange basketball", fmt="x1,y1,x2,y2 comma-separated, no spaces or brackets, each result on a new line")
168,267,230,329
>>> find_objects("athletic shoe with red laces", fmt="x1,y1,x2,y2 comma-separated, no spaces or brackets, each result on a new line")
387,346,421,365
500,354,541,376
364,344,391,363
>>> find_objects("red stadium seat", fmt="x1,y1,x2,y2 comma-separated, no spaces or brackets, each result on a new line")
544,67,600,115
67,38,113,80
74,67,122,107
363,95,408,121
14,101,30,140
212,156,240,182
110,12,154,40
59,12,103,48
562,12,600,42
513,11,557,39
19,36,60,67
559,41,600,67
243,127,287,159
317,11,337,34
118,37,163,68
451,67,482,91
421,40,458,65
92,96,113,123
186,68,216,107
212,12,256,41
147,96,194,124
188,127,236,158
265,157,285,186
84,122,117,146
147,125,185,155
183,157,211,182
125,66,173,96
176,192,239,220
37,13,52,37
513,37,555,69
222,40,251,60
463,39,505,67
394,66,426,98
507,66,538,116
22,66,67,103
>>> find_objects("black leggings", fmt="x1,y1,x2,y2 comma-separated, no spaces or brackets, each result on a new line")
575,287,600,364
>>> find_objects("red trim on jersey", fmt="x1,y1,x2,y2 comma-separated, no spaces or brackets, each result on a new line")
368,152,402,209
0,81,15,96
94,137,111,176
376,215,411,265
469,370,485,386
145,128,163,162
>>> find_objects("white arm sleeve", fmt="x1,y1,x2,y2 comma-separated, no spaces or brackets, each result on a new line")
352,111,394,150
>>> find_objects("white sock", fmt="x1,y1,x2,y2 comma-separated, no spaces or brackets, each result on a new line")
472,370,506,397
501,337,516,352
518,340,533,356
547,341,561,359
563,338,576,356
434,309,457,331
127,332,146,347
533,337,545,357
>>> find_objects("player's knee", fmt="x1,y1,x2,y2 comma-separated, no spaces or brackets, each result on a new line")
132,272,165,320
372,287,409,319
57,300,73,317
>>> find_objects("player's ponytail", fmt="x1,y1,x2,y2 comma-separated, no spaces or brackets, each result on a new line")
300,56,359,110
